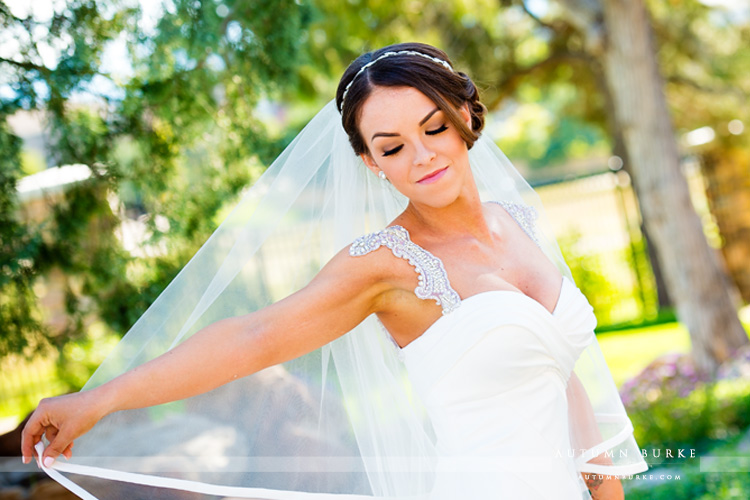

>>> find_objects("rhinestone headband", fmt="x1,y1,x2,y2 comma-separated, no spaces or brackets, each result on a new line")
340,50,454,111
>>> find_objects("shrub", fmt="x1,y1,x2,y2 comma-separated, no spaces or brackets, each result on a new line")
625,470,750,500
620,352,750,455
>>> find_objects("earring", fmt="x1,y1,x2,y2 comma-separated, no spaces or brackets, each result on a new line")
378,171,387,181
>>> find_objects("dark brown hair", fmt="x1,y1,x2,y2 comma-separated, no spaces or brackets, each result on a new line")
335,42,487,156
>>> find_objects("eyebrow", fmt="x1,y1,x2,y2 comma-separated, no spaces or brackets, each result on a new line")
371,107,440,141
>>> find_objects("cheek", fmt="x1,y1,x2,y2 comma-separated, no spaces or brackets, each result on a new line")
450,128,470,149
441,134,468,162
383,158,412,181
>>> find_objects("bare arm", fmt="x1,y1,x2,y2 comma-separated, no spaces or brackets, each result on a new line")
22,245,392,466
567,372,624,500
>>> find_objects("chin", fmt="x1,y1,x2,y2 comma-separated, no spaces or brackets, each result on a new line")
412,190,462,209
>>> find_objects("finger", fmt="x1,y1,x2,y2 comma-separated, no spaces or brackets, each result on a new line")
20,416,45,464
45,426,59,444
62,442,74,460
42,429,73,468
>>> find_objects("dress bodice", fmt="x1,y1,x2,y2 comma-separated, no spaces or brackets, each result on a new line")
402,279,596,499
349,201,599,499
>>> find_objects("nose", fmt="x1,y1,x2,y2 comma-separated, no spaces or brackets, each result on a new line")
413,140,436,166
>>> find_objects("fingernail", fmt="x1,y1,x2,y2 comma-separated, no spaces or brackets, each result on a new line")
43,456,54,468
22,456,29,464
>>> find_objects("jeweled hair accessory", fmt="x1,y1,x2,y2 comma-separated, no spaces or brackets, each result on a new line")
340,50,454,111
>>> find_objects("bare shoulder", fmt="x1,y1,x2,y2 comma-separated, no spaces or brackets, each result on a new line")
312,227,424,311
484,199,538,222
484,200,541,246
319,232,404,286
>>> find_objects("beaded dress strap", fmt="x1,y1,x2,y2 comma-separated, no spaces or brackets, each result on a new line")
348,202,540,316
349,225,461,315
489,200,541,247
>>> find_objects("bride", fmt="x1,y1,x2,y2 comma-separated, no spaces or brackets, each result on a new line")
21,42,647,499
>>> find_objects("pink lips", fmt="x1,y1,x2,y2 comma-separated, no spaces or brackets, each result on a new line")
417,166,449,184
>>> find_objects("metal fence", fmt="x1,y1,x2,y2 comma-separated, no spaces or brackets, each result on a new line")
535,170,660,327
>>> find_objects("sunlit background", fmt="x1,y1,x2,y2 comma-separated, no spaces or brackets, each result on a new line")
1,0,749,498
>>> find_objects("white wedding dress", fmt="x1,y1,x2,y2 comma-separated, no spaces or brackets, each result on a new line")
36,99,648,499
350,202,596,499
401,277,594,499
40,202,624,500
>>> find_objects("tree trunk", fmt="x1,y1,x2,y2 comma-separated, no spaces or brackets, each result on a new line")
559,0,747,373
701,147,750,304
596,64,673,311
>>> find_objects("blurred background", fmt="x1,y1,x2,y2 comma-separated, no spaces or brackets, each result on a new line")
1,0,749,498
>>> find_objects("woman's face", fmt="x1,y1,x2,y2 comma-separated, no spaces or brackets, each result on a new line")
357,86,473,207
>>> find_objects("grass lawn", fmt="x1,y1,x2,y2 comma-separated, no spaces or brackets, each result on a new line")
598,307,750,388
596,322,692,387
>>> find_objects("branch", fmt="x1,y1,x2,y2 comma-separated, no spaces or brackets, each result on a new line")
516,0,560,33
0,56,51,75
666,75,748,100
548,0,606,55
486,50,592,110
0,2,49,29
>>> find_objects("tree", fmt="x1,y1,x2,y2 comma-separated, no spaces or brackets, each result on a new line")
550,0,748,373
3,0,747,377
0,0,133,359
0,0,312,367
307,0,750,373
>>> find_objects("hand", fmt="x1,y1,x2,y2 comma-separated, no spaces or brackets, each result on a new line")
21,390,109,467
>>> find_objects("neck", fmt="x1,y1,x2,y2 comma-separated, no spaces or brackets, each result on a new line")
401,179,493,244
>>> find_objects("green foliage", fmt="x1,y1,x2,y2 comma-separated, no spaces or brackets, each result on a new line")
113,0,314,249
626,470,750,500
0,0,134,361
597,322,690,387
648,0,750,136
621,349,750,498
0,120,48,357
495,87,611,169
55,321,120,390
621,353,750,453
2,0,748,390
0,1,134,113
0,0,313,372
558,223,665,327
558,231,624,326
622,234,660,321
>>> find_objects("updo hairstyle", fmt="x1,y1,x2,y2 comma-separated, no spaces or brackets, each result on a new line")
336,42,487,157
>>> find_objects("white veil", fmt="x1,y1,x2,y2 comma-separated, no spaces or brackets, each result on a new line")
37,100,647,500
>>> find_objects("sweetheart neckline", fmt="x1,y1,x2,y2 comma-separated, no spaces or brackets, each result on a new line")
380,222,568,352
395,275,571,353
386,222,561,308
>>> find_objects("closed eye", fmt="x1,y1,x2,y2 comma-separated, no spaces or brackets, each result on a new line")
383,145,403,157
426,124,448,135
381,124,447,156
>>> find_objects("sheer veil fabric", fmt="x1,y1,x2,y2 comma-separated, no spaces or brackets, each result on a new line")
37,100,647,499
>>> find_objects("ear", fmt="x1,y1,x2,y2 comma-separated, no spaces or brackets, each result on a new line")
460,103,472,131
360,152,381,176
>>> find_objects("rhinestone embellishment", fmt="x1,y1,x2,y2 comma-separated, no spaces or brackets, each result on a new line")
349,201,540,316
349,225,461,315
489,200,541,247
341,50,454,110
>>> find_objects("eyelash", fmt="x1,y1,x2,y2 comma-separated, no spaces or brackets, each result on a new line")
426,124,448,136
382,124,449,157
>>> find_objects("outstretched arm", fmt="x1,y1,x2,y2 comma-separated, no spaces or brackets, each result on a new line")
21,245,392,466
